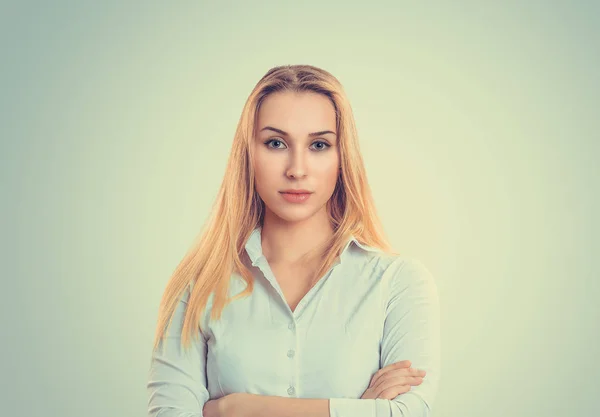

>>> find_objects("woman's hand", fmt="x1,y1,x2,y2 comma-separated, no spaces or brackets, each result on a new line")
202,397,227,417
203,393,250,417
361,360,426,400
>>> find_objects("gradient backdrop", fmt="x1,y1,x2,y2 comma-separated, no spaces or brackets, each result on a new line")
2,1,598,416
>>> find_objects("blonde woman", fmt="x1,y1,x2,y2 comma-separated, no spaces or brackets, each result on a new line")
147,65,440,417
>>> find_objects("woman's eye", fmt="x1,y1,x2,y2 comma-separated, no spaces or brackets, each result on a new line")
311,141,330,151
264,139,330,151
265,139,286,149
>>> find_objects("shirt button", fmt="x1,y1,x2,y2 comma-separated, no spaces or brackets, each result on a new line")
287,349,295,358
287,386,295,396
288,322,295,330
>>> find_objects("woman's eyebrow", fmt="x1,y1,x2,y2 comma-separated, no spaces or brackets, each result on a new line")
260,126,337,137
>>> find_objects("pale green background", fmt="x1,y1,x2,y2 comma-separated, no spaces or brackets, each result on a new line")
2,1,598,416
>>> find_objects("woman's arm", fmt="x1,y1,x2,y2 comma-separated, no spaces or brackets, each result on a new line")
147,284,211,417
329,258,441,417
222,393,329,417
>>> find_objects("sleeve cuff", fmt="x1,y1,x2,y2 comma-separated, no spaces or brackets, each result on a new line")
329,393,431,417
329,398,376,417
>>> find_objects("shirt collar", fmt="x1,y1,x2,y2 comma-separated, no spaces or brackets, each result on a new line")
245,225,380,267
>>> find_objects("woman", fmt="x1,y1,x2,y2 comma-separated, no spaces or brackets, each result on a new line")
147,65,440,417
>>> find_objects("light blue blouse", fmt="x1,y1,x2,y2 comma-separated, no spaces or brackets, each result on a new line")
147,226,441,416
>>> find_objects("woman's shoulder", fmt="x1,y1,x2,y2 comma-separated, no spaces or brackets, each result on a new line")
373,254,437,289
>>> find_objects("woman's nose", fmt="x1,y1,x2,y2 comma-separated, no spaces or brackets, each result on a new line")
286,152,308,178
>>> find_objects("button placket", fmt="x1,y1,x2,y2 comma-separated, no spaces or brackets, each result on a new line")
286,319,298,397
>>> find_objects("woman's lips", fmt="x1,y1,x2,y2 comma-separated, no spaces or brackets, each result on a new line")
280,192,312,203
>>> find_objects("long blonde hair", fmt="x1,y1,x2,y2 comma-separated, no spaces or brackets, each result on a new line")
152,64,399,353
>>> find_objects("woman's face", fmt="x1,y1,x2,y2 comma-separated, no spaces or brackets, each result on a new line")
253,90,340,224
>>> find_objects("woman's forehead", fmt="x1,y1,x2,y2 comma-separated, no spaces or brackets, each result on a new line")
257,92,336,132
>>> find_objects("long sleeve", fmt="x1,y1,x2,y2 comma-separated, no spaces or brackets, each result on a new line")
329,258,441,417
147,284,209,417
